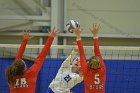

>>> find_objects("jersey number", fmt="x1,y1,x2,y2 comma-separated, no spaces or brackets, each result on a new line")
14,78,28,88
94,74,100,84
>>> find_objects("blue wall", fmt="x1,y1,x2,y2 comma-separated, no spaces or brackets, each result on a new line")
0,58,140,93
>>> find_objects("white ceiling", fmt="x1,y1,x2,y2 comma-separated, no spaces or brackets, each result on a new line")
67,0,140,38
0,0,51,32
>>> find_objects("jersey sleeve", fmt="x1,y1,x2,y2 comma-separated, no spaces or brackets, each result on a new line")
94,38,106,69
15,38,28,60
94,38,101,57
26,36,54,76
77,40,88,75
61,50,78,68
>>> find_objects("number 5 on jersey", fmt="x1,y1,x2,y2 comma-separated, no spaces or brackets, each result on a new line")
94,74,100,84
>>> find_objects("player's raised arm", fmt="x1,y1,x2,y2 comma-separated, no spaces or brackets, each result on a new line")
62,48,78,68
6,31,32,87
90,23,105,68
27,27,59,75
15,31,32,61
90,23,101,57
73,27,88,74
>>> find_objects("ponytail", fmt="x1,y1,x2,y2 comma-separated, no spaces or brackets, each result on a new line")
5,65,16,86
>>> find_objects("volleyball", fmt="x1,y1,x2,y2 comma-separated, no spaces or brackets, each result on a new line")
66,20,80,33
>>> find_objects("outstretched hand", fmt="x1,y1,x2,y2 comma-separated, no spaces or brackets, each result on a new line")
48,27,59,37
73,27,81,39
90,23,101,37
23,30,32,40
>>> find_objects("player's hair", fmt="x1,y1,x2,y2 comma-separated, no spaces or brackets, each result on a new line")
70,56,79,65
88,56,100,69
5,59,26,86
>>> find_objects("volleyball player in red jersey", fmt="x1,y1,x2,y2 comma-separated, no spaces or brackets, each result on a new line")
5,27,59,93
74,23,106,93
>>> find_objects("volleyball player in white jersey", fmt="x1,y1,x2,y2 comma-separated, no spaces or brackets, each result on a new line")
46,48,83,93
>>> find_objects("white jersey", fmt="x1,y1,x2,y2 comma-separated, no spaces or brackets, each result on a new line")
49,50,83,93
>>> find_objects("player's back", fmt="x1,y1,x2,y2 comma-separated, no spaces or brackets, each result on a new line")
83,67,106,93
9,70,38,93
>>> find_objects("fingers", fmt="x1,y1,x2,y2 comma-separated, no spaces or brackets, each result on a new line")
74,27,81,33
73,27,81,37
91,23,101,31
48,27,60,37
93,23,97,28
22,30,30,36
55,28,59,33
53,28,59,34
48,30,51,34
22,30,33,40
98,24,101,31
23,30,30,33
55,30,60,35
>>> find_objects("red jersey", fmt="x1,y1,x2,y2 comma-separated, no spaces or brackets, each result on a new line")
77,38,106,93
9,36,54,93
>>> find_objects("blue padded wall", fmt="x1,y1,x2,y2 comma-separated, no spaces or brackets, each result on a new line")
105,60,140,93
0,58,140,93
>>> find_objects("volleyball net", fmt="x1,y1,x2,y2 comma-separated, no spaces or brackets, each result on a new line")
0,44,140,93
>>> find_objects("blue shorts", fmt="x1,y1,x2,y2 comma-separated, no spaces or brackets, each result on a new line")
46,88,54,93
